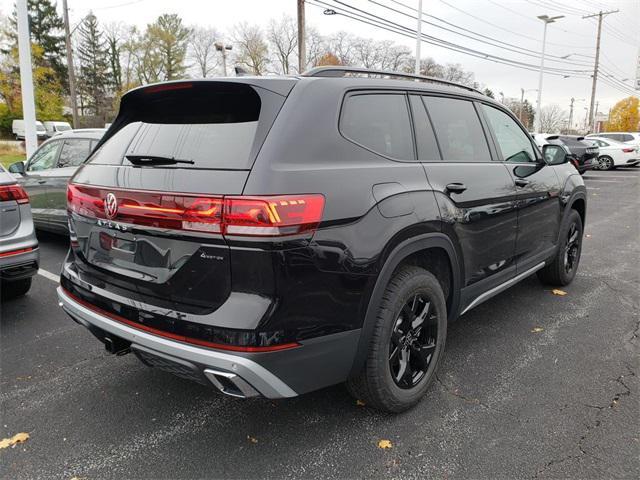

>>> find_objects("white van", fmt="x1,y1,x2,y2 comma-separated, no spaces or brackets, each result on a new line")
43,120,72,137
11,119,48,140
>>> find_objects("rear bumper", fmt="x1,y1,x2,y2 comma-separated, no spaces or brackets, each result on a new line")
0,247,39,281
57,286,360,398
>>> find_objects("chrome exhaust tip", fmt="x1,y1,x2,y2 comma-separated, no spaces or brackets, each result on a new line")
204,368,260,398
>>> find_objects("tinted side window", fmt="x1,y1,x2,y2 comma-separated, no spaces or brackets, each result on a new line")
58,139,92,167
409,95,441,160
622,134,634,142
424,97,491,162
27,141,61,171
341,93,413,160
482,104,536,163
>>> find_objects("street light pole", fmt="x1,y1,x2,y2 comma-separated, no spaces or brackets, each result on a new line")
415,0,423,75
62,0,79,129
16,0,37,158
215,43,232,76
535,14,564,133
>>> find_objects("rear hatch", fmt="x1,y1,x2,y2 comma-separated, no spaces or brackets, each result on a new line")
66,80,294,313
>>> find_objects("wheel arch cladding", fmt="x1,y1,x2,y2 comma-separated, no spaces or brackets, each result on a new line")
349,233,461,377
571,196,586,226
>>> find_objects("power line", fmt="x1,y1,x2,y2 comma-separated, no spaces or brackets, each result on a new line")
311,0,593,77
381,0,595,67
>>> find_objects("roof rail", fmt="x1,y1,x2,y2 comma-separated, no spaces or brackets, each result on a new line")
302,66,484,95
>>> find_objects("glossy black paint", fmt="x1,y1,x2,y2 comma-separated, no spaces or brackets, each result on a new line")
62,76,586,394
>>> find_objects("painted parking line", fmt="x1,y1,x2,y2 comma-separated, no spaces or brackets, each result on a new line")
583,179,624,183
38,268,60,283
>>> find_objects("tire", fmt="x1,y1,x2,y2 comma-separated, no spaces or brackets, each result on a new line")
537,209,583,286
598,155,614,170
347,266,447,413
1,278,32,300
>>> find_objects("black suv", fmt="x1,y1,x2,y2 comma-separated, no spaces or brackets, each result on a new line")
57,67,586,412
546,135,599,174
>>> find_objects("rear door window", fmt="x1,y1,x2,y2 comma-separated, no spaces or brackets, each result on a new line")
58,139,92,167
341,93,414,160
423,96,491,162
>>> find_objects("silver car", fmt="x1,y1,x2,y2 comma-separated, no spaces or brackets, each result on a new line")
0,164,39,299
8,129,105,234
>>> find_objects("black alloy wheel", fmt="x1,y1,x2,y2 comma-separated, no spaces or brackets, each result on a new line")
564,222,580,275
389,294,438,389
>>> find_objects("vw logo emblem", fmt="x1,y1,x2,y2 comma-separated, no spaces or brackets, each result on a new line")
104,193,118,219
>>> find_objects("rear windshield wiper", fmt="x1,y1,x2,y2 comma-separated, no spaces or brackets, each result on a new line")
125,155,195,166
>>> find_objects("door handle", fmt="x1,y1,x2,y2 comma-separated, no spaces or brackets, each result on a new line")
38,180,47,184
514,179,530,187
445,183,467,194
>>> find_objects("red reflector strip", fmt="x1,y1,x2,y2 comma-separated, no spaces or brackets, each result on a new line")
143,82,193,94
0,184,29,204
622,148,634,153
63,288,300,353
0,247,33,258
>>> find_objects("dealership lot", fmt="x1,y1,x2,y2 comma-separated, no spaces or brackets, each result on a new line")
1,169,638,479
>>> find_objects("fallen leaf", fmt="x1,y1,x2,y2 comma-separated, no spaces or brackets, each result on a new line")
552,289,568,296
531,327,544,333
356,399,366,406
247,435,258,444
378,439,393,449
0,432,29,449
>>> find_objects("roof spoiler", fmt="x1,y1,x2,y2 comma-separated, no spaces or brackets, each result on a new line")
545,135,559,140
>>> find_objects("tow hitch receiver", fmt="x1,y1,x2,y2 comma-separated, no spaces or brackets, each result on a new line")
104,335,131,356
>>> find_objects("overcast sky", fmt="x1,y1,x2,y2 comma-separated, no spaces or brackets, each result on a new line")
3,0,638,114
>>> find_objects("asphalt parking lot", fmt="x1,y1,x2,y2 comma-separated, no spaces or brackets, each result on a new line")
1,168,638,479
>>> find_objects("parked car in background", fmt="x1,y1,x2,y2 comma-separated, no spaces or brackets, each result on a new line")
8,129,105,234
43,121,72,138
586,132,640,148
0,164,39,299
57,70,586,412
12,119,48,140
586,136,640,170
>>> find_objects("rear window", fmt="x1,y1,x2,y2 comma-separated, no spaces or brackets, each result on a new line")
559,137,587,147
89,83,264,169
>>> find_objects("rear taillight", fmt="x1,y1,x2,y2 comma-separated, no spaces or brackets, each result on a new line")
67,185,324,237
622,148,634,153
0,184,29,204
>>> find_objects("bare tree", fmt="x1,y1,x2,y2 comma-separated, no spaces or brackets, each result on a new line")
305,25,326,70
539,104,567,133
377,41,411,71
267,15,297,74
232,22,269,75
326,31,354,66
442,63,474,86
190,26,219,78
352,37,382,69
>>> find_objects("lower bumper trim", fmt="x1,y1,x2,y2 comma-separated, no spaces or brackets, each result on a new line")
57,286,298,399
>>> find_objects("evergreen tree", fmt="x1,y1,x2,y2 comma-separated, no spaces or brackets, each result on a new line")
146,14,191,80
76,13,111,118
7,0,67,89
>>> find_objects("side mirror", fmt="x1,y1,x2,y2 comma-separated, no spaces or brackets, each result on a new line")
542,144,569,166
8,161,25,174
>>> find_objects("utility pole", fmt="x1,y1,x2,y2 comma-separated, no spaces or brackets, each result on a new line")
16,0,37,158
415,0,423,75
568,97,575,132
535,15,564,133
520,88,525,123
582,9,618,132
62,0,79,128
297,0,306,73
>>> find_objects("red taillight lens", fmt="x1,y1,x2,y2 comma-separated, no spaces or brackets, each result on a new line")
225,195,325,236
622,148,634,153
0,184,29,204
67,185,325,237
